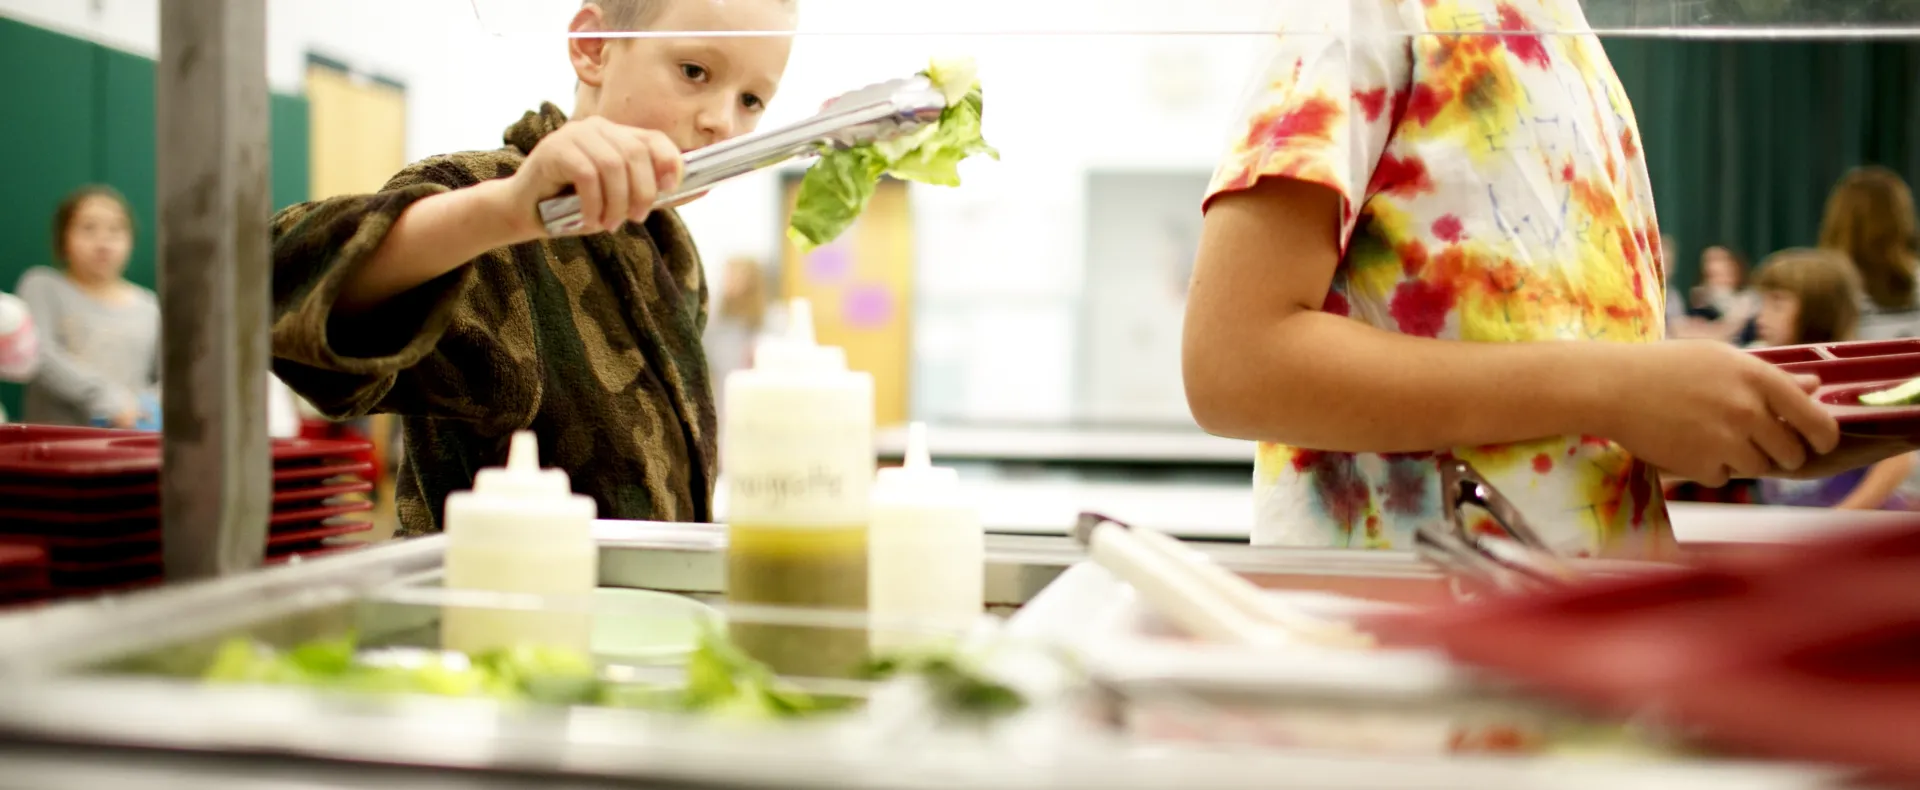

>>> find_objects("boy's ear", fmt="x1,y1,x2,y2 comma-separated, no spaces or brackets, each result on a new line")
569,4,612,87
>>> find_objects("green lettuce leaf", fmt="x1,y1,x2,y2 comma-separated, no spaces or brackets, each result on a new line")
787,58,998,252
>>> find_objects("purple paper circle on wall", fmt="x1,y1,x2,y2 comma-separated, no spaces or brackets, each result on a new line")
841,284,895,329
805,242,854,284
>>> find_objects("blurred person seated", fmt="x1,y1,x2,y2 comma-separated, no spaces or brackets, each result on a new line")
1822,166,1920,340
14,185,160,429
1750,248,1916,510
1671,246,1759,346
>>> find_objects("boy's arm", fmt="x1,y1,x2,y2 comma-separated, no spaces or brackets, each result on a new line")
330,117,681,313
270,157,543,434
330,179,532,313
270,117,680,433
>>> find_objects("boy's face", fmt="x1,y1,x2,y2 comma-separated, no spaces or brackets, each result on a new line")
575,0,796,154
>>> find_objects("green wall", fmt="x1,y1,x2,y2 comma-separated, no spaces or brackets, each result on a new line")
0,15,311,419
1606,38,1920,290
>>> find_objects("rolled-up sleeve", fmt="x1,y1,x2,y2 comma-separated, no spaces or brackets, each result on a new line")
269,157,541,437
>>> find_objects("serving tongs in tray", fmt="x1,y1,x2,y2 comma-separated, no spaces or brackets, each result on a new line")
1071,460,1588,648
537,74,948,236
1415,459,1580,597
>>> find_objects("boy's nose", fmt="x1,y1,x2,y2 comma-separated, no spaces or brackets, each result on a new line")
697,109,735,145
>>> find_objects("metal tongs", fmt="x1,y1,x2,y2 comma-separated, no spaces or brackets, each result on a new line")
537,74,949,236
1416,459,1579,596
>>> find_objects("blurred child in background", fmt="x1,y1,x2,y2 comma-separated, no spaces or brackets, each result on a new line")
1677,246,1759,345
1751,248,1916,510
1823,166,1920,340
14,185,160,429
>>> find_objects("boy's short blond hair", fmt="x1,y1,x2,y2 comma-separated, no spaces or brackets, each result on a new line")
591,0,665,31
587,0,796,31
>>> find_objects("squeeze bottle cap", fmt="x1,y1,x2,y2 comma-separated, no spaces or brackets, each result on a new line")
471,431,573,500
752,298,847,374
875,422,960,494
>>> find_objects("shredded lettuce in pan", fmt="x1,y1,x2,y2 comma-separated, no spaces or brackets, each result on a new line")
203,626,829,717
787,56,998,251
200,625,1025,719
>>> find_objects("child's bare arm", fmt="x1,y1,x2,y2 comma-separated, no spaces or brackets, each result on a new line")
1834,453,1917,510
1182,177,1840,487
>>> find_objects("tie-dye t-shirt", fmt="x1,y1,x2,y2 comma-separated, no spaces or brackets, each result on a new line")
1204,0,1677,559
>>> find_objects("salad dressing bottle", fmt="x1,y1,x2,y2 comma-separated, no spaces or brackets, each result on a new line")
869,422,983,652
440,431,598,655
723,299,875,678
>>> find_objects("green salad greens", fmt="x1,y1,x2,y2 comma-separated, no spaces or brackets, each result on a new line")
203,626,833,719
787,56,998,251
861,651,1026,719
201,625,1027,721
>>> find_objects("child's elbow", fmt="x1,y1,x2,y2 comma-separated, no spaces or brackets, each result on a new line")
1181,333,1252,440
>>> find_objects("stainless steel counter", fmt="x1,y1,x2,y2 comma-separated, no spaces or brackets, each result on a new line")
0,523,1875,790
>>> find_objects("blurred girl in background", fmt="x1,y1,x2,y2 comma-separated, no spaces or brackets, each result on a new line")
13,185,160,429
1823,166,1920,341
1751,248,1916,510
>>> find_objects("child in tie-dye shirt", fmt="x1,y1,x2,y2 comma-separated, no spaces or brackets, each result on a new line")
1182,0,1841,558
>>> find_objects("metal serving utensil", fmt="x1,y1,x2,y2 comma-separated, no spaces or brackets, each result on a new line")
536,74,947,236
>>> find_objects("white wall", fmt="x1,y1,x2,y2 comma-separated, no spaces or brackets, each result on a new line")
0,0,1281,427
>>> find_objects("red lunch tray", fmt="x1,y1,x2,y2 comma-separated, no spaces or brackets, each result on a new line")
0,463,374,502
0,477,373,518
0,425,147,446
1367,519,1920,782
0,432,373,479
1750,338,1920,436
0,499,371,531
0,541,49,593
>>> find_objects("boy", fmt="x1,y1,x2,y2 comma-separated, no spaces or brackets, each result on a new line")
1181,0,1839,557
271,0,796,535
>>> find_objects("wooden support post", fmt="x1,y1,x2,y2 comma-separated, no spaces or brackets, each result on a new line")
156,0,273,582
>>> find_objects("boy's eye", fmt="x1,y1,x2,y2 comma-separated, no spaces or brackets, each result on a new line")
741,94,765,111
680,63,708,82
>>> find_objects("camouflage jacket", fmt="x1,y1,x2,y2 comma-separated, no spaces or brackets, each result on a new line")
270,103,716,536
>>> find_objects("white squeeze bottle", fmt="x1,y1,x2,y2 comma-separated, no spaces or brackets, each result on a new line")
440,431,598,655
869,422,983,652
724,298,875,678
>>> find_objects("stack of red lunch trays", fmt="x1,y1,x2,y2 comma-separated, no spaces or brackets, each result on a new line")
0,541,50,608
0,424,377,607
1370,520,1920,783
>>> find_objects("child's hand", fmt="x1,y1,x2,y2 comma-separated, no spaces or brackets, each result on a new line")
509,117,685,235
1604,340,1840,486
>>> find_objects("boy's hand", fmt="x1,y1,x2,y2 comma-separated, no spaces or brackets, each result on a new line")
508,117,685,236
1602,340,1840,487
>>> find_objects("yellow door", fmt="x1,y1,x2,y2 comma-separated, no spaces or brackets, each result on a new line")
779,178,915,429
305,59,407,200
304,56,408,540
